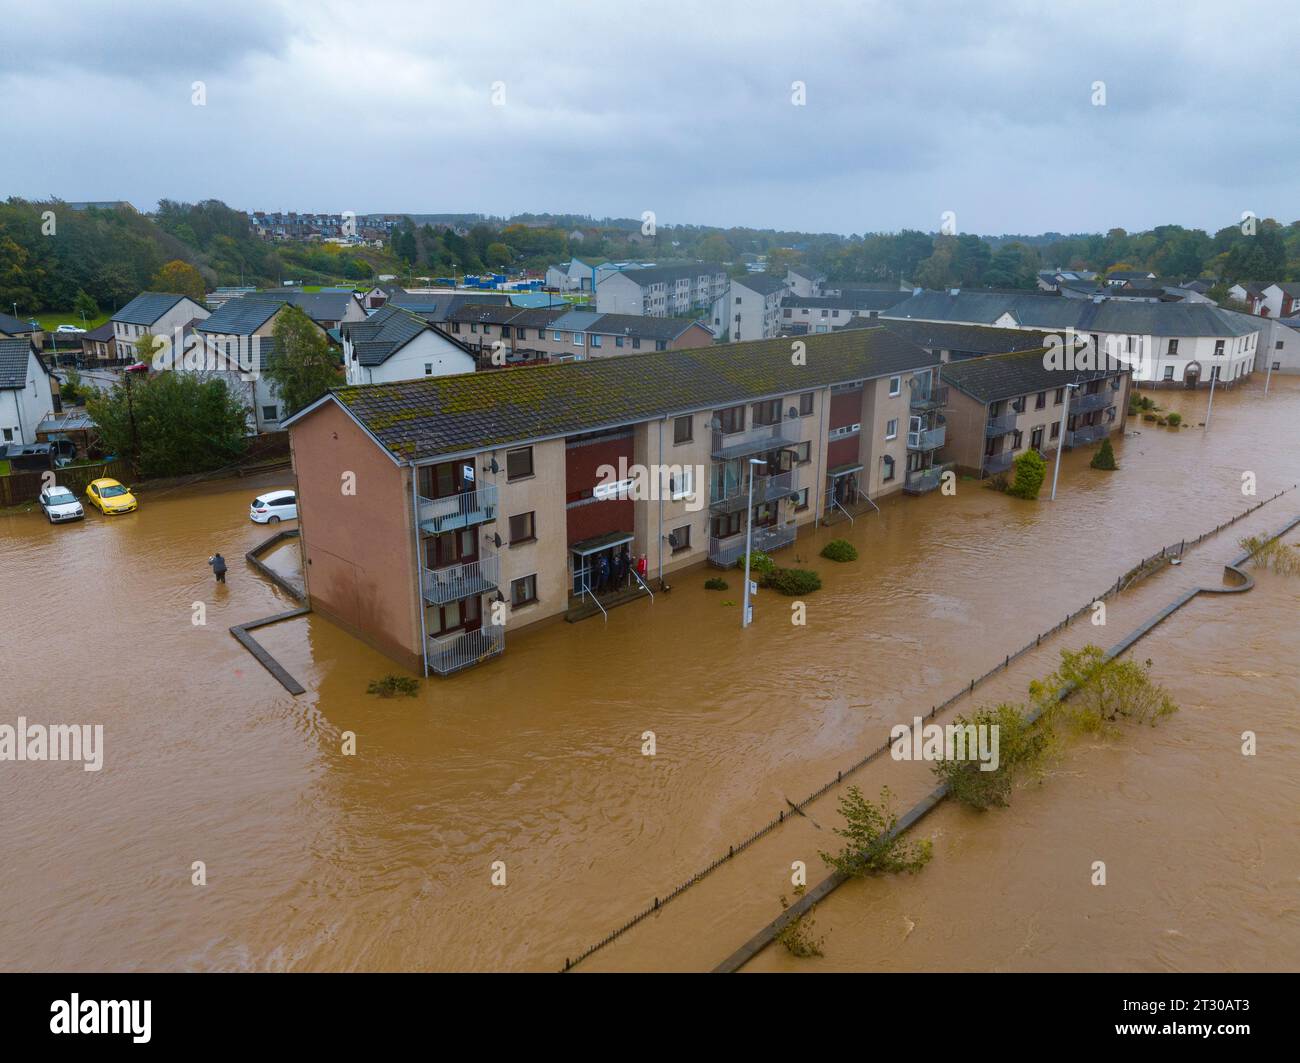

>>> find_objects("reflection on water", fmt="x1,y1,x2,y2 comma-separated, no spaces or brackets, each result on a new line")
0,379,1297,971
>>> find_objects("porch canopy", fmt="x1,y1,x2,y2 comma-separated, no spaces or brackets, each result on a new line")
570,531,634,557
827,462,864,479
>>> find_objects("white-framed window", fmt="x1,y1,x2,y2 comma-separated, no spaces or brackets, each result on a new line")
669,467,694,501
889,376,901,397
424,363,433,375
885,418,898,440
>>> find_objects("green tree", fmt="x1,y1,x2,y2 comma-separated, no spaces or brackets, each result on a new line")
819,786,933,877
266,304,341,416
1030,645,1178,733
1006,447,1047,499
85,371,249,478
931,703,1051,810
73,289,98,321
1090,436,1117,470
151,259,207,303
485,242,513,270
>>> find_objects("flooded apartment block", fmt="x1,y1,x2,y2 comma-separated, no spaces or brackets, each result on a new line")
284,328,943,676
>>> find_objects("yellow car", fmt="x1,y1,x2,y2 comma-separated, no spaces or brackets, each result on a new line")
85,477,139,515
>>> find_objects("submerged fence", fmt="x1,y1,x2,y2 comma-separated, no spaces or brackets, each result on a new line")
560,485,1298,973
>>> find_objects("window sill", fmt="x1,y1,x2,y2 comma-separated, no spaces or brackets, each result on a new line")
509,537,537,548
512,598,539,610
506,474,536,485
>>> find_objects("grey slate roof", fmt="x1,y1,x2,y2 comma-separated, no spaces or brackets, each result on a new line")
587,313,709,341
0,338,39,389
733,274,789,296
317,326,938,462
940,347,1115,405
0,312,36,335
787,290,911,312
82,323,115,342
196,295,284,336
880,319,1068,356
548,310,604,332
388,291,511,321
341,305,472,366
884,290,1257,337
600,262,725,288
112,292,193,326
257,289,363,323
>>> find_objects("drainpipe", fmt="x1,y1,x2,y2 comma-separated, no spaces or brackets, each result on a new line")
657,415,665,584
410,462,429,676
814,388,827,522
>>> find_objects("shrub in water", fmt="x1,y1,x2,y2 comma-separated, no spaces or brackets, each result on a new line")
704,577,729,591
1090,436,1117,470
1006,448,1047,500
367,674,420,698
766,567,822,595
1166,412,1182,427
820,538,858,563
740,550,776,577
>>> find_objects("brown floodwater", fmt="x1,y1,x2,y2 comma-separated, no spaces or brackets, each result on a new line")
1,379,1297,972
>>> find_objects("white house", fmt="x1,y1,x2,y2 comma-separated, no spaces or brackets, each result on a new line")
785,267,826,298
1259,283,1300,319
341,304,477,385
111,292,210,359
0,338,57,445
884,289,1260,387
727,274,788,342
594,263,728,323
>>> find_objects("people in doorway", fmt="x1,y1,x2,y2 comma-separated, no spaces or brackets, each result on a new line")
636,553,648,584
596,552,610,593
616,545,630,588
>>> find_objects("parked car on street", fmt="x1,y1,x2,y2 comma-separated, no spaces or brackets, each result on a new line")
55,324,86,334
249,490,297,523
85,477,138,515
38,485,85,523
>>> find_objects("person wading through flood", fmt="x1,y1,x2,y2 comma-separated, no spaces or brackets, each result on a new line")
208,552,228,585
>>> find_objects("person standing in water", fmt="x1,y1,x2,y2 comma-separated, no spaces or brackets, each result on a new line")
209,552,228,584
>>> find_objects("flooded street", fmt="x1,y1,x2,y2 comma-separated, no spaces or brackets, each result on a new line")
2,379,1297,972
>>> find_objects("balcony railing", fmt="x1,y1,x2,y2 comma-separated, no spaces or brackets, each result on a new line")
417,484,498,534
1067,423,1110,447
906,424,947,451
985,411,1018,437
422,552,499,606
909,383,949,412
902,463,953,494
983,451,1015,475
1071,390,1111,413
710,468,798,512
707,522,797,567
427,624,504,676
711,419,802,460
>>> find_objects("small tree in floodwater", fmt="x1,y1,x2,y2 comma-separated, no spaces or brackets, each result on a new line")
1030,645,1177,733
1090,437,1117,470
932,703,1052,810
775,886,825,958
1239,535,1300,576
820,786,933,877
1006,448,1047,500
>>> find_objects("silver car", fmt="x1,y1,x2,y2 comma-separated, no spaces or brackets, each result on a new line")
39,485,85,523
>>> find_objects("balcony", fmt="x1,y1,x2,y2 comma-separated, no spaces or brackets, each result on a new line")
422,552,499,606
1066,423,1110,447
427,624,504,676
983,451,1015,475
985,411,1018,437
417,484,498,534
906,424,946,451
909,383,949,412
1071,390,1111,413
710,468,798,513
902,463,954,495
707,522,797,567
711,419,801,460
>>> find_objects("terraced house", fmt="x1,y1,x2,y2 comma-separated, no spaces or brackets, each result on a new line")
938,348,1132,478
283,328,942,676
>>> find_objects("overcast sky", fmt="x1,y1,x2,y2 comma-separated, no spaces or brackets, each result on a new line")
2,0,1296,236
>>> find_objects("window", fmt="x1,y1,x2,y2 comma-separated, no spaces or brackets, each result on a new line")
552,331,561,341
655,340,667,351
783,308,792,318
573,333,584,346
2,428,11,442
1163,366,1175,380
671,524,691,553
793,441,811,465
882,455,895,482
590,334,601,348
506,446,534,481
799,392,814,416
1054,388,1065,405
752,399,781,426
423,363,433,375
794,488,809,511
717,405,745,434
262,405,278,420
1050,422,1061,440
1273,361,1282,371
1011,397,1025,413
673,416,693,445
1030,425,1044,450
615,336,624,347
669,467,694,500
1035,391,1046,410
885,418,898,440
1012,429,1023,450
509,511,535,545
1168,339,1179,355
501,326,512,338
1214,340,1225,356
889,376,901,397
712,511,742,538
510,574,538,607
632,338,641,350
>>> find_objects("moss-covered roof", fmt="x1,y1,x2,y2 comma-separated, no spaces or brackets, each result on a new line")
940,347,1117,404
328,327,937,462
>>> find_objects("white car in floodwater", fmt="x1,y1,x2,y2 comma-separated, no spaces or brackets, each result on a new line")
249,489,297,524
39,485,85,523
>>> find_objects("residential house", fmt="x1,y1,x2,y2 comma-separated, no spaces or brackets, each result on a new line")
939,347,1131,478
884,289,1259,387
531,311,714,361
877,319,1072,362
1227,283,1270,315
111,292,210,361
341,305,478,385
0,338,58,446
256,289,368,331
785,268,826,298
544,258,617,293
727,274,788,342
1260,283,1300,319
283,327,941,676
1225,311,1300,377
0,312,40,346
594,263,729,322
79,323,118,363
783,290,911,334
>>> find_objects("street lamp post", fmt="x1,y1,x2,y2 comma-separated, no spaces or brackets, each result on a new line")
1205,363,1219,430
1049,382,1079,502
741,457,766,628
